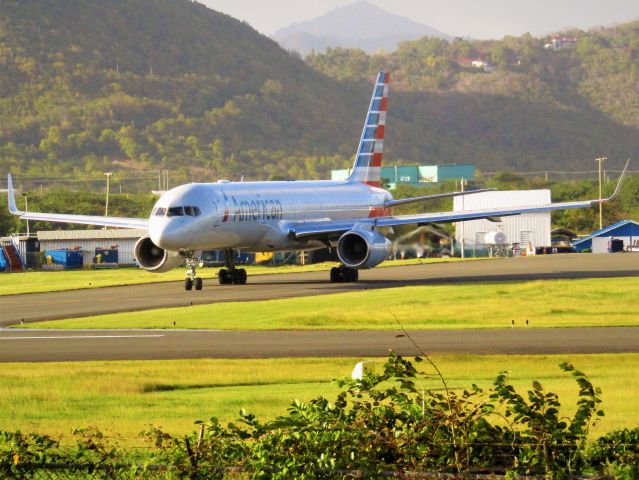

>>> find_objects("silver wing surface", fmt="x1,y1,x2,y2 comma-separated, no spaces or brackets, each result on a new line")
6,174,149,230
289,160,630,241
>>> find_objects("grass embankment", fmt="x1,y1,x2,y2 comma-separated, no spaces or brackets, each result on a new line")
1,354,637,442
0,258,474,296
21,277,639,330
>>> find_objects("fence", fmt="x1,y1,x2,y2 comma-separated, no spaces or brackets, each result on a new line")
2,463,611,479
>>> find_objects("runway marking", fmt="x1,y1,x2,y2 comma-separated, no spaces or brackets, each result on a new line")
0,335,165,340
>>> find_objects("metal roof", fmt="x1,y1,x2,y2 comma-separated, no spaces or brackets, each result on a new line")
37,229,147,241
572,220,639,246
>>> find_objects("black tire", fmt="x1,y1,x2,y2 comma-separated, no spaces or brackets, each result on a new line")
330,267,339,283
350,268,359,282
218,269,229,285
194,277,203,290
239,268,247,285
185,278,193,291
231,269,244,285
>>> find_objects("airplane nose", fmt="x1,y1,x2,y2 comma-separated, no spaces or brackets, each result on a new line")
150,220,189,250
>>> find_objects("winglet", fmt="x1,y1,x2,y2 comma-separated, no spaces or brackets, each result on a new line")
7,174,22,215
601,159,630,203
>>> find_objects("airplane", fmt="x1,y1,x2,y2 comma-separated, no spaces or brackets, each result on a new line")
6,72,630,291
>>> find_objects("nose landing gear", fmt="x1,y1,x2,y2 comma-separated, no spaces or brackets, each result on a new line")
218,249,247,285
183,254,203,291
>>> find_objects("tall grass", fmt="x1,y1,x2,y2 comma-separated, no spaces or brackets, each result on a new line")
1,354,637,442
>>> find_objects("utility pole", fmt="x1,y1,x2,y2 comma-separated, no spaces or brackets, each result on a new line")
21,193,29,237
595,157,607,229
104,172,113,217
460,178,465,259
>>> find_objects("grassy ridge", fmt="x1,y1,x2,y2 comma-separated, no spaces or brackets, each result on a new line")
1,354,637,442
20,277,639,330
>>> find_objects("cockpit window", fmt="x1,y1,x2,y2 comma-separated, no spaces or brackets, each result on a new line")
155,206,200,217
167,206,185,217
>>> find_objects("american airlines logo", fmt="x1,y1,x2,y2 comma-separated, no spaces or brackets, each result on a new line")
226,196,284,222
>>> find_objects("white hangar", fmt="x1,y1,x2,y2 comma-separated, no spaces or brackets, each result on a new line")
454,190,551,250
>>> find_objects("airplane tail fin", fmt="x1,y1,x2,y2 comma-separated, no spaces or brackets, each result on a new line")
347,71,389,188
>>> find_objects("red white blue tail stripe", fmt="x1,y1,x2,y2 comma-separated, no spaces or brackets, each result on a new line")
348,71,389,188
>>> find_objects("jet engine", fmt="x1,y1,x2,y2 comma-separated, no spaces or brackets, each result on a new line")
337,228,391,269
134,236,183,273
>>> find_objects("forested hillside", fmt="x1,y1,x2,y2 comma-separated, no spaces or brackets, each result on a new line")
0,0,367,181
307,23,639,172
0,0,638,183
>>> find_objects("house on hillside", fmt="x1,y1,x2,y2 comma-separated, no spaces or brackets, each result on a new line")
470,58,495,72
544,35,579,50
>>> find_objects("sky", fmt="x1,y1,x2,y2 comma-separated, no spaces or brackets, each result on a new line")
199,0,639,39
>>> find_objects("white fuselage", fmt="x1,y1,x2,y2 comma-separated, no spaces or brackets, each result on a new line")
149,180,392,253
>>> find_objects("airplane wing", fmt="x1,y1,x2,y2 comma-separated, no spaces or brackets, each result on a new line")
6,174,149,230
289,159,630,241
383,188,496,208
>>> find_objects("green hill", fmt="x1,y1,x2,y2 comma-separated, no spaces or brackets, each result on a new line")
0,0,367,181
0,0,637,183
307,26,639,172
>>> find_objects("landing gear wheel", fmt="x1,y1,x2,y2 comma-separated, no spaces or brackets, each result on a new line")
194,277,203,290
330,267,339,283
185,278,193,291
232,268,247,285
348,269,359,282
218,268,231,285
330,266,359,283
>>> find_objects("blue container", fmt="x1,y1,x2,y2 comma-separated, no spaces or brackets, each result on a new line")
44,249,83,269
95,248,119,264
0,250,8,272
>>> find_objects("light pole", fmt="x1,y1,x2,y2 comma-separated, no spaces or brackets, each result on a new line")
595,157,607,229
21,192,29,237
104,172,113,217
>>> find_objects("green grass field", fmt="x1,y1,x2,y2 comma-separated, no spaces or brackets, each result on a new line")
0,258,475,296
21,277,639,330
1,354,636,442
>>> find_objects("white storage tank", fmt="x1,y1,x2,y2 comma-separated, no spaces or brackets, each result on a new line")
484,231,508,245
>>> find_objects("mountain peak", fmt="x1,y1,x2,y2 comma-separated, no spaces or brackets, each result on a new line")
272,1,451,55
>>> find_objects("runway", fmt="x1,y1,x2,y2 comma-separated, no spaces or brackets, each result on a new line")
1,253,638,326
1,327,638,362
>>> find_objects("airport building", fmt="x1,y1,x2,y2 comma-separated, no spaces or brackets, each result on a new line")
453,190,551,252
37,229,147,267
331,164,475,188
572,220,639,253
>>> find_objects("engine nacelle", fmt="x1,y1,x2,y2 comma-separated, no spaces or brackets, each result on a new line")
134,236,183,273
337,228,391,269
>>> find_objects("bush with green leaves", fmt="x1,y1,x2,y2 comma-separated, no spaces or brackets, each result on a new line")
588,428,639,479
143,351,608,478
1,351,635,479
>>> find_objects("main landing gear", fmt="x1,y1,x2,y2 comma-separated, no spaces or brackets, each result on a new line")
330,265,359,283
184,254,203,291
218,249,247,285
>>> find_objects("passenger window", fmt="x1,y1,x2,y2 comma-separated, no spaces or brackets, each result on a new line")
167,206,184,217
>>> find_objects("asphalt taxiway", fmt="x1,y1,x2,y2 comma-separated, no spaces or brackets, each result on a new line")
1,253,638,326
0,327,638,362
